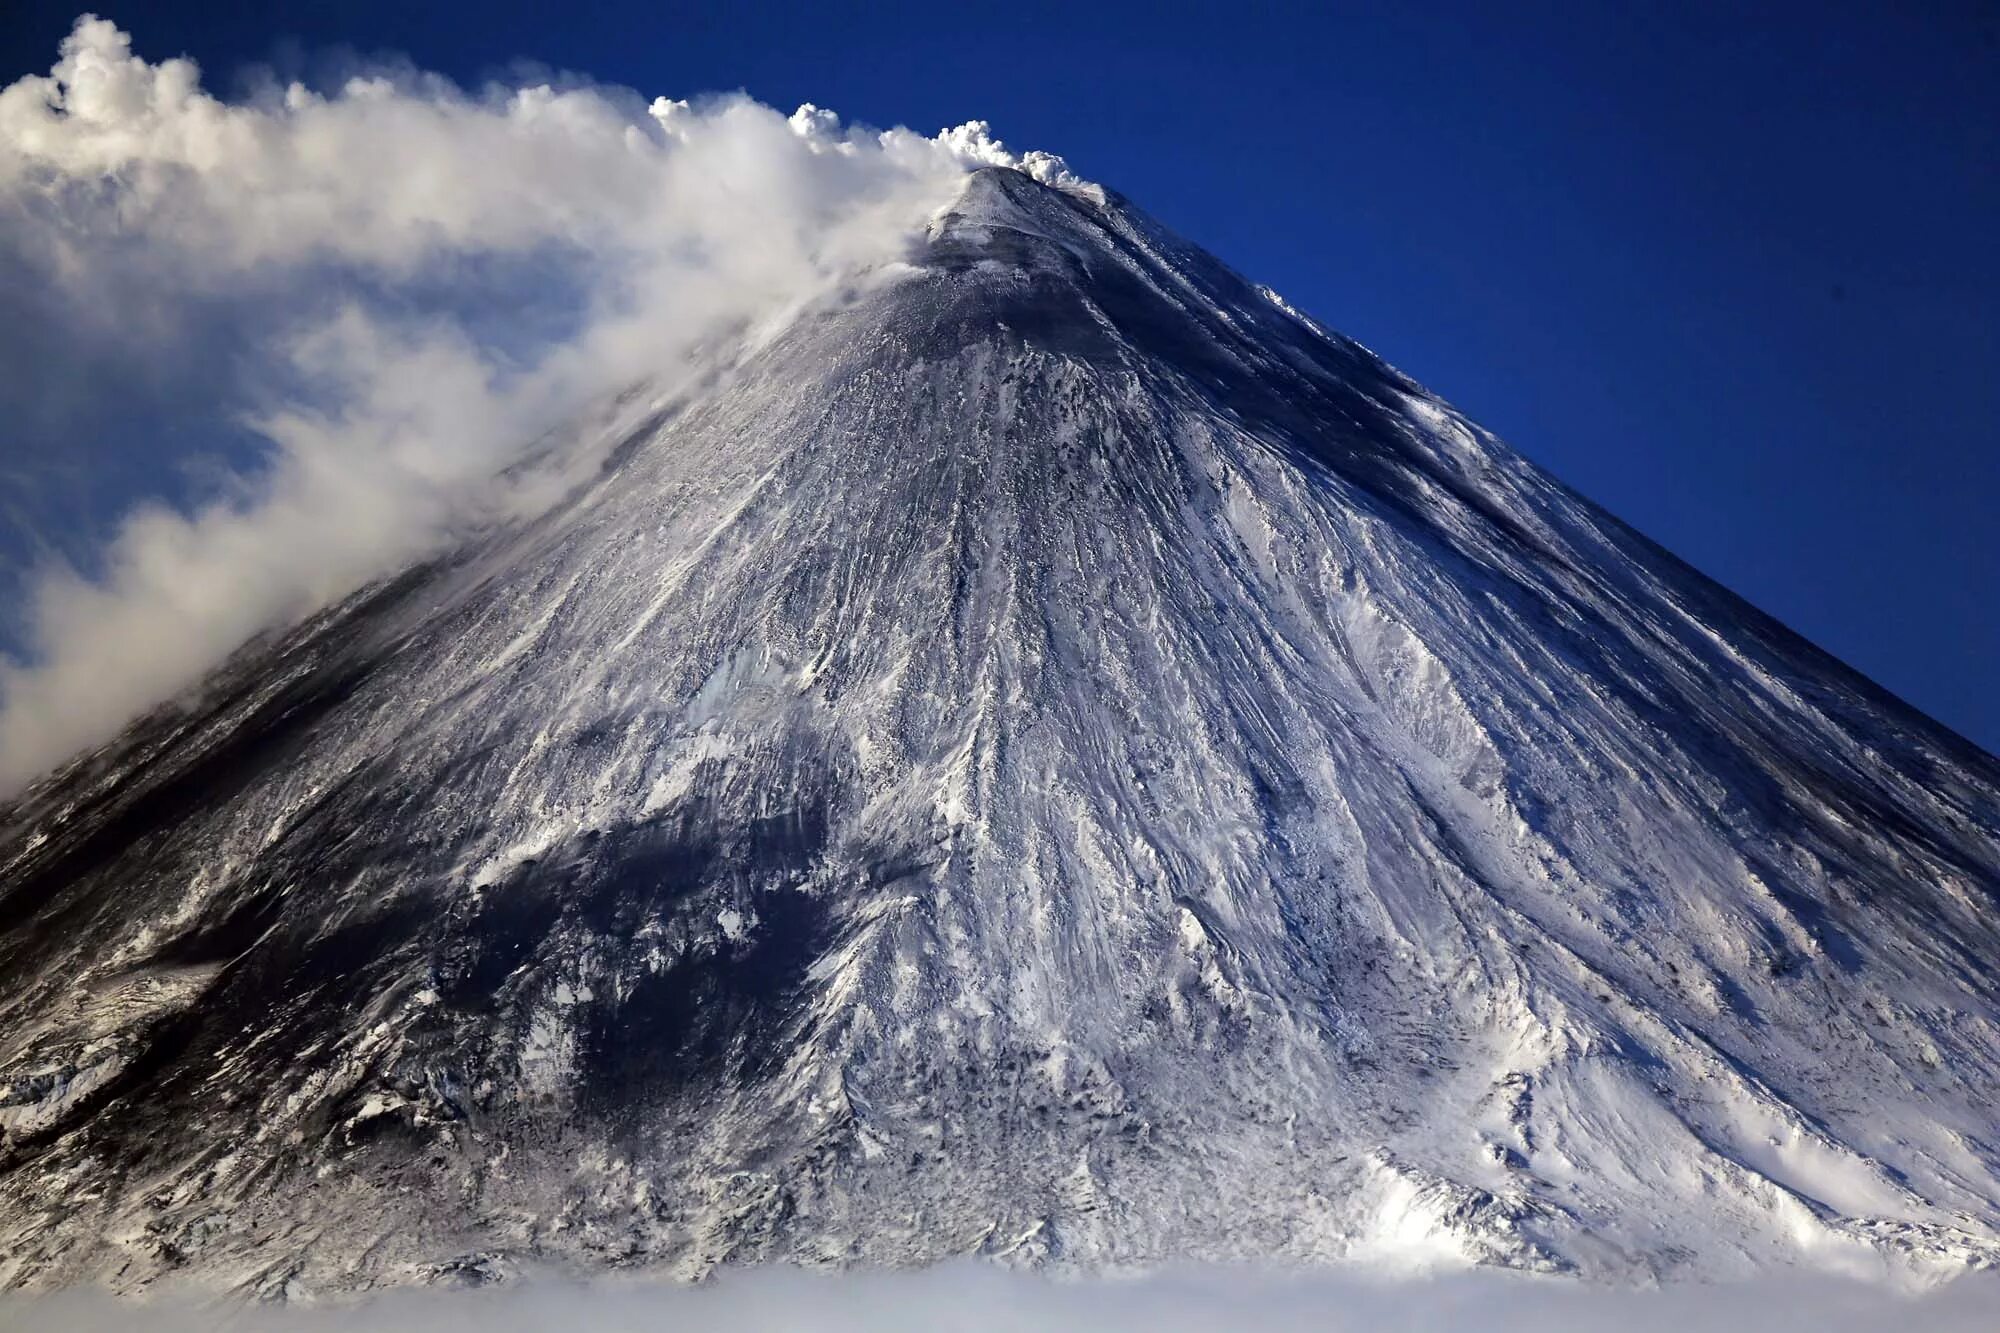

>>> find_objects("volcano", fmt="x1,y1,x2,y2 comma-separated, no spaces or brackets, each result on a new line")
2,166,1998,1297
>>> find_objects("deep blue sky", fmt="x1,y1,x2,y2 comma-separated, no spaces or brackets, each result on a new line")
3,2,1995,752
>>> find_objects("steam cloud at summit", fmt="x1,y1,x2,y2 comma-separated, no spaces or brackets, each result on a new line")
0,15,1075,795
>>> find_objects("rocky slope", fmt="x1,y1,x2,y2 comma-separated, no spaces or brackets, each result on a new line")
2,166,1998,1296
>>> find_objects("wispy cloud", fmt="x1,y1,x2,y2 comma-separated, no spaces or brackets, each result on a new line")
0,15,1076,796
6,1265,1997,1332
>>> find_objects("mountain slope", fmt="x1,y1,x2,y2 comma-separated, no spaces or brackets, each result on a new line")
2,166,1998,1296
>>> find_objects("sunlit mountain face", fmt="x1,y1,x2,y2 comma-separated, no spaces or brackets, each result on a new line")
2,167,1997,1298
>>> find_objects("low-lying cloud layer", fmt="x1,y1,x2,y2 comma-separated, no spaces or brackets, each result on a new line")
7,1266,1999,1333
0,15,1075,796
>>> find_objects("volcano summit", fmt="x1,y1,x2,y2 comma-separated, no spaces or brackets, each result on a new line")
2,166,1998,1296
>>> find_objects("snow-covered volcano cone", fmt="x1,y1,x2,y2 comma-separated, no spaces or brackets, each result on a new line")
2,167,1998,1296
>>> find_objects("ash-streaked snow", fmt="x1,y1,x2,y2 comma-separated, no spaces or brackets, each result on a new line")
1,164,1997,1301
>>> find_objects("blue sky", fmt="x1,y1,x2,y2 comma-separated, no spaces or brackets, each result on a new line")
1,1,1994,752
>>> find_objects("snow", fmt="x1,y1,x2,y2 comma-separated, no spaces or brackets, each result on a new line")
0,167,1995,1300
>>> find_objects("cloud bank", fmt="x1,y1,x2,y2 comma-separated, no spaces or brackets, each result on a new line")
0,15,1079,797
5,1266,1998,1333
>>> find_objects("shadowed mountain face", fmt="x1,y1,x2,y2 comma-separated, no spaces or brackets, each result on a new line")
2,166,1998,1297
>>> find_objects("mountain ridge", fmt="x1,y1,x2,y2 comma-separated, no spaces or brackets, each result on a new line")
2,165,1998,1297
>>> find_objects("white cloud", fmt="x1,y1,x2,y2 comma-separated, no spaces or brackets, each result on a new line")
3,1266,1996,1333
0,14,1081,797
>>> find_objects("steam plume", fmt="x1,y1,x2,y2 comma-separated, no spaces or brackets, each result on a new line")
0,15,1076,795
